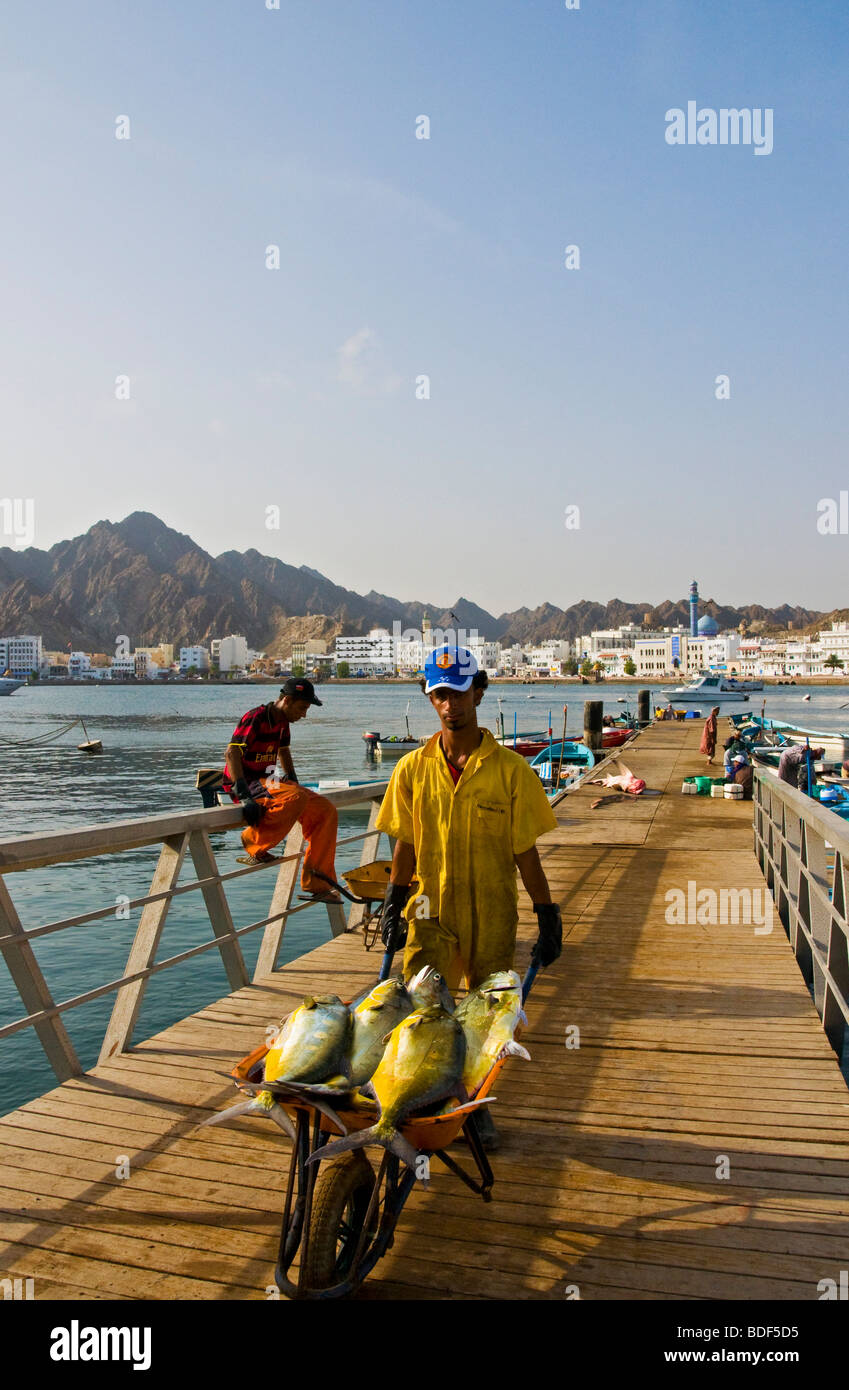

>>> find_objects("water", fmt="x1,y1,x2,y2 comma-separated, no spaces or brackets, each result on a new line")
1,679,846,1114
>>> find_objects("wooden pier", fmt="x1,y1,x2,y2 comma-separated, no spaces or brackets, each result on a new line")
1,721,848,1300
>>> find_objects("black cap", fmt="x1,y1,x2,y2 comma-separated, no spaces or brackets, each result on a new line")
280,677,322,706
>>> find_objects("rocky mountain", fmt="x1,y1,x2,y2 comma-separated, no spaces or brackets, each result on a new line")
0,512,827,654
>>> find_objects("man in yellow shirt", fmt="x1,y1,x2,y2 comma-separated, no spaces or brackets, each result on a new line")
375,645,562,993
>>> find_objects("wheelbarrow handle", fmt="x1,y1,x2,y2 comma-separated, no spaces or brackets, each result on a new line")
309,868,368,906
521,945,543,1004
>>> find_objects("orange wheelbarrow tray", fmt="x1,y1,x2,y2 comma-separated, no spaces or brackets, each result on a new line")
309,861,421,952
228,1037,510,1301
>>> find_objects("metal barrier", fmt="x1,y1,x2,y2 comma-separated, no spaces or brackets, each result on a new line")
754,770,849,1059
0,783,389,1082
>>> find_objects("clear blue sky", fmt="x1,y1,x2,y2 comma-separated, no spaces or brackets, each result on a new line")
1,0,847,615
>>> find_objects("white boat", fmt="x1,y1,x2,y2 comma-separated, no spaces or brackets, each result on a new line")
372,737,419,760
723,677,764,692
661,673,752,705
0,677,26,696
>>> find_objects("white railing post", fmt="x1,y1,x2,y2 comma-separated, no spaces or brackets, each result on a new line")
0,875,82,1081
98,832,190,1064
754,770,849,1062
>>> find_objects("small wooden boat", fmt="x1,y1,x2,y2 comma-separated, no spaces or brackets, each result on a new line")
529,740,596,789
494,730,551,757
362,701,420,759
729,713,849,763
76,718,102,753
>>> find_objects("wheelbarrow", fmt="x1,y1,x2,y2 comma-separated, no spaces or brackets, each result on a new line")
223,953,540,1300
308,862,420,979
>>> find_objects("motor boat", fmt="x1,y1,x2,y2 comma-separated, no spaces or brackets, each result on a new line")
661,673,752,705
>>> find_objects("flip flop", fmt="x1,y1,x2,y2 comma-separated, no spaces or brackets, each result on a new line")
236,852,284,865
298,890,343,904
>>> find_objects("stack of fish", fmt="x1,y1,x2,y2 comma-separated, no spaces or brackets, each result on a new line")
201,965,529,1175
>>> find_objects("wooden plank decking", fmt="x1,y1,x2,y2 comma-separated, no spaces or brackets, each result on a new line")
1,721,848,1301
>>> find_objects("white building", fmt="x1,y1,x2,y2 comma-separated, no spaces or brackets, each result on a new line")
525,640,572,676
575,625,644,658
180,645,210,673
217,634,249,672
816,622,849,672
134,650,160,679
110,655,135,678
468,640,501,673
335,628,396,676
0,634,43,679
498,644,528,676
68,651,91,677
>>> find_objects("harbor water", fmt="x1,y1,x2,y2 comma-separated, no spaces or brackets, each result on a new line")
1,680,846,1114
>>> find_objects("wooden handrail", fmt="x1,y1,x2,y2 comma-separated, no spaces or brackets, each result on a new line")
754,770,849,1058
0,782,385,872
0,782,390,1079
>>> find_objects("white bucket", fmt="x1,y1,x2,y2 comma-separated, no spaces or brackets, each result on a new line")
710,785,725,798
724,783,744,798
681,781,696,794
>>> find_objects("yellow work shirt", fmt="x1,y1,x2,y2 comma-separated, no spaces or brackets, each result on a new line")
375,728,557,980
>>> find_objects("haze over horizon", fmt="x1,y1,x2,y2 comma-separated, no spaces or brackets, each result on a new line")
2,1,847,612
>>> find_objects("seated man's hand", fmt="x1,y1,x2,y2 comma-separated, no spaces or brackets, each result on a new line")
235,778,266,827
532,902,562,967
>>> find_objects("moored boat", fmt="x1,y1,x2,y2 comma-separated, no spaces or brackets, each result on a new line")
0,677,26,696
661,673,752,705
729,713,849,763
529,740,596,790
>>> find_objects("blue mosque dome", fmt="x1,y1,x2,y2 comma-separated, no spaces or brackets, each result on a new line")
697,614,718,636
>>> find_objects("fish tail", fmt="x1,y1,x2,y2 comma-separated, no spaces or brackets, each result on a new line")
198,1094,297,1141
386,1129,422,1171
307,1119,422,1175
306,1124,381,1165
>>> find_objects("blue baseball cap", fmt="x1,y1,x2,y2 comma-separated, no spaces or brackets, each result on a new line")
423,645,478,694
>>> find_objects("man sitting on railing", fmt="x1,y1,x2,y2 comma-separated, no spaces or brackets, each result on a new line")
222,678,341,902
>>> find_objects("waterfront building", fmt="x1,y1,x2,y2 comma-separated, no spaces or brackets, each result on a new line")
180,645,211,673
335,628,396,676
68,651,91,677
575,625,644,658
0,634,44,679
817,622,849,671
217,634,249,672
632,629,738,677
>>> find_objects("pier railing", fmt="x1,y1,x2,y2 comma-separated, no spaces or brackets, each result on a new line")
754,770,849,1059
0,783,389,1084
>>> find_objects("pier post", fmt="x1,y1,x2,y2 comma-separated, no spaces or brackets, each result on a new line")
637,689,650,726
584,700,603,754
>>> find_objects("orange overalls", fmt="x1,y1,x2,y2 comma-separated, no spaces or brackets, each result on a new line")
242,778,338,892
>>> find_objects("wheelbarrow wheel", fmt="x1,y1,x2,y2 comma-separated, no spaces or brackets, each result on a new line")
302,1151,378,1292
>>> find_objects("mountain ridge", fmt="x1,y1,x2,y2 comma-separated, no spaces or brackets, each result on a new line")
0,512,828,654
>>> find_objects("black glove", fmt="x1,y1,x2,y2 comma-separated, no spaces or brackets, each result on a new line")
234,777,266,827
533,903,562,968
380,883,410,952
